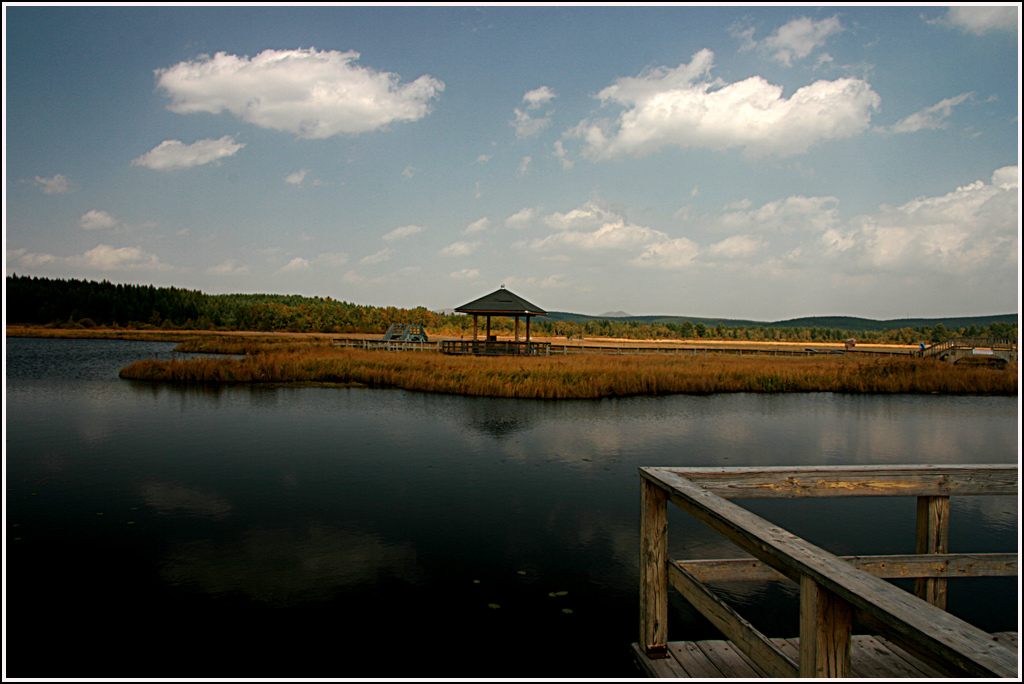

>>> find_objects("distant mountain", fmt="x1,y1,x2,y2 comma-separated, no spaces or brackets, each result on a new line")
598,311,632,318
544,311,1017,332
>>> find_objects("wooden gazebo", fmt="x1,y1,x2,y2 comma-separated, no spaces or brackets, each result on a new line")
441,286,550,355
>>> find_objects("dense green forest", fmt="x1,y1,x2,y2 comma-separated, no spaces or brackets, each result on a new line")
5,275,1017,345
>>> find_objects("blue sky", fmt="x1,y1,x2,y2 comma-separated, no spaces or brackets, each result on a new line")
4,4,1020,320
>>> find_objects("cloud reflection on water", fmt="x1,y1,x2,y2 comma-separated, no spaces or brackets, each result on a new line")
160,523,422,607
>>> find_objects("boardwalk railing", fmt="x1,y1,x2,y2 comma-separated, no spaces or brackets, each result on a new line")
917,337,1017,361
334,338,438,352
638,465,1017,677
333,338,913,357
440,340,551,356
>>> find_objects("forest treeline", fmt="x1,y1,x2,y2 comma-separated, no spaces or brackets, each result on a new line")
5,275,1017,345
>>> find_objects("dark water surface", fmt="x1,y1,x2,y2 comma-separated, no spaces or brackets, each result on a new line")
5,337,1019,677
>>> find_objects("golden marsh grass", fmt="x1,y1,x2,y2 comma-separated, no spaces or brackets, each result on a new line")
118,343,1017,399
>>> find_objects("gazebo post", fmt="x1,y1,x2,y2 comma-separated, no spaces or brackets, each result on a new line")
451,287,547,356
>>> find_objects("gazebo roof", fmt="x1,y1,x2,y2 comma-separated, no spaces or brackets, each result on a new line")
455,287,547,316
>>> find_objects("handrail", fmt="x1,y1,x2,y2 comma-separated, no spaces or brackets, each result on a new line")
918,336,1017,357
638,464,1017,677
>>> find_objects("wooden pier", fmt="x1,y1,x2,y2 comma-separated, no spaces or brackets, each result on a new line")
635,465,1018,678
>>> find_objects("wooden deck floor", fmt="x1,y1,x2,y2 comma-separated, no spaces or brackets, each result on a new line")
632,632,1017,678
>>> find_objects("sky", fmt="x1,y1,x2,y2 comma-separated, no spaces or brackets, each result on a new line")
4,4,1020,321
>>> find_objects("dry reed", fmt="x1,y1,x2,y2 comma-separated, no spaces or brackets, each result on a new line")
119,345,1017,399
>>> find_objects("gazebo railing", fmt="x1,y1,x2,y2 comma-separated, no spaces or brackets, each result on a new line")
440,340,551,356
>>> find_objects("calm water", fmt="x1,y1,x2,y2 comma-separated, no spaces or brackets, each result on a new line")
4,337,1019,677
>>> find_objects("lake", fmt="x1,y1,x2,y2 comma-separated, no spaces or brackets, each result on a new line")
4,337,1018,677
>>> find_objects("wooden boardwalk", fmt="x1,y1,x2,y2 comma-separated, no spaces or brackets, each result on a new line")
633,632,1017,678
637,465,1018,678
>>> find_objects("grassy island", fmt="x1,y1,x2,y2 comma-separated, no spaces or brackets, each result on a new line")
112,334,1017,399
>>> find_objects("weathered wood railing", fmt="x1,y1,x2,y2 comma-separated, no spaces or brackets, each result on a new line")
638,465,1017,677
440,340,551,355
917,337,1018,358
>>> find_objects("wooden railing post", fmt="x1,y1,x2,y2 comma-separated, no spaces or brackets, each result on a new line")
799,575,853,677
640,477,669,658
915,495,950,609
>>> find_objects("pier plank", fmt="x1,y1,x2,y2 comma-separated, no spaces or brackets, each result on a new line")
633,633,1017,678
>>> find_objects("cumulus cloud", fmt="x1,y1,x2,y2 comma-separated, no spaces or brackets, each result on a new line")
360,248,393,265
132,136,245,170
34,174,69,194
821,166,1018,276
278,257,310,273
450,268,480,280
886,93,973,134
511,108,550,138
631,237,700,269
382,224,425,241
284,170,308,185
938,6,1018,35
516,156,532,177
568,48,879,160
523,86,557,109
512,86,557,138
762,16,843,66
207,259,250,276
552,141,573,170
533,201,668,252
718,195,840,234
401,165,420,178
463,217,491,235
439,240,481,257
505,207,537,229
79,210,119,230
705,235,766,260
155,48,444,138
69,245,171,271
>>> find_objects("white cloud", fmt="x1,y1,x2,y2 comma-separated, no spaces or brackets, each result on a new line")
763,16,843,66
887,93,973,134
511,108,550,138
516,156,532,177
284,170,308,185
821,166,1018,275
69,245,171,271
382,224,425,242
360,248,393,265
505,207,537,229
706,235,765,260
450,268,481,280
532,219,667,250
34,174,69,194
631,237,700,269
79,210,118,230
552,141,573,170
940,6,1018,35
312,252,349,268
569,49,879,160
132,136,245,171
439,240,481,257
207,259,250,276
543,198,624,232
278,257,310,273
155,48,444,138
476,154,492,164
718,196,840,234
463,217,491,235
401,164,420,178
523,86,556,109
7,248,57,268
